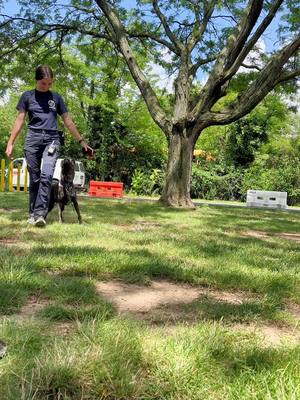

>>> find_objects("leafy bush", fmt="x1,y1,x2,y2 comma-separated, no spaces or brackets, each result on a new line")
243,155,300,205
191,162,244,201
131,168,165,196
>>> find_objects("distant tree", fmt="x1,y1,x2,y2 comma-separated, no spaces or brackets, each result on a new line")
1,0,299,207
224,117,268,167
87,103,166,185
0,42,165,181
223,92,291,167
0,96,24,157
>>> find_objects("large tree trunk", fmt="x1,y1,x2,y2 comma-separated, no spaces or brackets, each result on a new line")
160,132,196,208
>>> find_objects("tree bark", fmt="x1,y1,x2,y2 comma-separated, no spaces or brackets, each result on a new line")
160,132,196,208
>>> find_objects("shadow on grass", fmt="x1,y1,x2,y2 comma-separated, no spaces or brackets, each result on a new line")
0,239,297,314
38,302,115,322
195,207,300,233
0,282,28,314
3,194,188,224
201,328,299,377
2,193,300,228
28,242,298,300
152,295,285,326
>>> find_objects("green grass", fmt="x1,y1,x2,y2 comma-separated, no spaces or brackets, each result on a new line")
1,192,300,399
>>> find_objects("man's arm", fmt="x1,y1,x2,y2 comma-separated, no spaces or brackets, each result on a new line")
5,111,26,159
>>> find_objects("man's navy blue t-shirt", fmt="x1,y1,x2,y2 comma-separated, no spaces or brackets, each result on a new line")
16,89,68,130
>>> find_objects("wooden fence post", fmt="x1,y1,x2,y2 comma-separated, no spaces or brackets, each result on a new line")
8,161,13,192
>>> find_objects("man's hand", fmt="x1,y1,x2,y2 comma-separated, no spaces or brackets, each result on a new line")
80,140,95,159
5,142,14,160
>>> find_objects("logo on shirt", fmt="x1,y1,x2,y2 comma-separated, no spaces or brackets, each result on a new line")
48,100,56,111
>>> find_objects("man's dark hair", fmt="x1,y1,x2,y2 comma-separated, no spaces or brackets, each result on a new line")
35,65,54,81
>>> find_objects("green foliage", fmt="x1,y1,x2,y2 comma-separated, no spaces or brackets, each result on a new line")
243,154,300,206
86,104,166,187
0,94,26,158
131,168,164,196
0,41,167,183
224,117,268,167
191,161,244,201
192,94,300,204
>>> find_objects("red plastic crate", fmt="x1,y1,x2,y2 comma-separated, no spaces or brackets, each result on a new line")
88,181,123,198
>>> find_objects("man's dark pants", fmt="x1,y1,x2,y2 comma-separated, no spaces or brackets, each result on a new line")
24,129,60,219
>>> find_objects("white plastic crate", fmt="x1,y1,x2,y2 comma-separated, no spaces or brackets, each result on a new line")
246,190,287,209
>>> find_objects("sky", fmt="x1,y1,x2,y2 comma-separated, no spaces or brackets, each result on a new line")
2,0,18,15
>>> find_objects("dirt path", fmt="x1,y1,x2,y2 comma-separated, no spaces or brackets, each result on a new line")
95,280,254,313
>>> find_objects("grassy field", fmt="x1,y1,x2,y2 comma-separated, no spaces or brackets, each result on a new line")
1,192,300,399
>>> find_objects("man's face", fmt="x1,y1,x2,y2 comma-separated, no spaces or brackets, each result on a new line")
36,78,53,92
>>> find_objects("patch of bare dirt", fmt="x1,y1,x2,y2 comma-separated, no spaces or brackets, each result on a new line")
232,323,300,346
96,280,255,316
0,237,31,250
5,297,75,335
277,233,300,243
18,297,52,318
97,280,199,313
0,238,19,245
52,322,74,336
117,220,167,231
240,230,270,240
286,303,300,320
240,230,300,243
95,279,300,346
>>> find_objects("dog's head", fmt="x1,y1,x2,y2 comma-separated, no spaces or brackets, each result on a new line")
61,158,75,184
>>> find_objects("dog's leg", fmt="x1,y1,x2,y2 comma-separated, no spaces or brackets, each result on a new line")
57,202,64,223
72,196,82,224
58,183,64,200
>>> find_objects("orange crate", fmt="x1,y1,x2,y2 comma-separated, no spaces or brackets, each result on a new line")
88,181,123,198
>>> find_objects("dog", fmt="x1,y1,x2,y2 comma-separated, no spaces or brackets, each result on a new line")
48,158,82,224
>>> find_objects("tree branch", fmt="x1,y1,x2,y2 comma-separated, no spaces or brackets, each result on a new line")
189,0,264,119
225,0,284,79
223,0,264,71
208,35,300,126
0,26,60,58
95,0,171,135
126,30,178,54
189,54,217,77
187,1,217,52
275,69,300,84
240,63,262,71
0,14,111,60
151,0,183,54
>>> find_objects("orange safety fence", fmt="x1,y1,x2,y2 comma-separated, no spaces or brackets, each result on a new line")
88,181,123,198
0,159,28,193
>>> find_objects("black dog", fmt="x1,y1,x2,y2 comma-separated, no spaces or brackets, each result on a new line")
48,158,82,224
